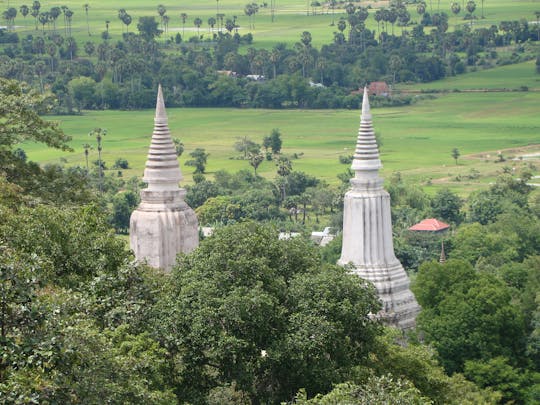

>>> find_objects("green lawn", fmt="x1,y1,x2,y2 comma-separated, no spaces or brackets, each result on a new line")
23,91,540,195
397,60,540,91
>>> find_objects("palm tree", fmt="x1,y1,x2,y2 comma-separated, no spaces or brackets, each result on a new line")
38,12,50,34
49,7,61,33
208,17,216,33
416,1,426,20
83,3,90,36
19,5,29,27
122,13,132,33
535,11,540,41
180,13,188,36
194,17,202,37
64,8,74,37
157,4,166,30
466,0,476,26
329,0,337,25
163,15,169,34
451,2,461,27
82,144,92,175
46,43,56,71
480,0,485,18
31,1,40,30
89,128,107,194
248,152,264,175
269,47,280,79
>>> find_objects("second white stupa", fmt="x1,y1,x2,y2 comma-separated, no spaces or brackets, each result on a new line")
338,88,420,330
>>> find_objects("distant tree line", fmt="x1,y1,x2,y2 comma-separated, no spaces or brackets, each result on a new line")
0,4,539,111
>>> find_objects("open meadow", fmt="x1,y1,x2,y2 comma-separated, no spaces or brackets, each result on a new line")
2,0,540,48
23,88,540,196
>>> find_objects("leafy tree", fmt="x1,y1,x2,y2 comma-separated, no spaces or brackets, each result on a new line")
173,137,184,157
295,377,429,404
185,178,222,208
113,157,129,170
267,128,282,154
155,222,381,403
234,136,259,159
185,148,209,174
0,204,129,287
451,147,460,165
413,259,527,374
449,222,520,267
137,16,162,41
110,190,138,233
68,76,96,112
196,195,242,224
0,78,71,151
431,188,463,224
464,356,537,403
248,151,264,174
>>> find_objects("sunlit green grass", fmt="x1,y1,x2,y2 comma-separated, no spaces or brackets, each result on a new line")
397,60,540,91
22,91,540,194
4,0,540,48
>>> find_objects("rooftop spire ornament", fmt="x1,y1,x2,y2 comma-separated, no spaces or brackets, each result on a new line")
338,87,420,330
129,85,198,271
439,240,447,264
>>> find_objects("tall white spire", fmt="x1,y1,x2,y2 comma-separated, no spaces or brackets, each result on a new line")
142,84,183,191
351,87,382,173
130,85,199,272
339,87,420,330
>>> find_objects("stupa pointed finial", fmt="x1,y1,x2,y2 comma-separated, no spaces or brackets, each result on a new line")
361,86,372,121
351,85,381,173
142,85,183,190
155,84,167,123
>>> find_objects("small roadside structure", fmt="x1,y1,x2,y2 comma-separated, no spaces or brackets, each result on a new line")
311,227,335,246
368,81,391,97
408,218,450,233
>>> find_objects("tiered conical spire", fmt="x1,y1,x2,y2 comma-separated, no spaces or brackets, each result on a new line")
339,86,420,330
142,84,183,191
351,87,382,173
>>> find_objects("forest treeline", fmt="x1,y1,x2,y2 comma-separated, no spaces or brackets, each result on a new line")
1,1,539,111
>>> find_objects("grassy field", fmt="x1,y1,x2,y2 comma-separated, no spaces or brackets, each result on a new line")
2,0,540,48
23,89,540,196
397,60,540,91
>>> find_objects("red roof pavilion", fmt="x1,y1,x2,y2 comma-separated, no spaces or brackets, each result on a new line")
409,218,450,232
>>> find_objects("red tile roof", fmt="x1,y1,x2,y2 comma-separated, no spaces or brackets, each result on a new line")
409,218,450,232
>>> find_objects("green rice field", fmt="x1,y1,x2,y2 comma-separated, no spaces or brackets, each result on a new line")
23,89,540,195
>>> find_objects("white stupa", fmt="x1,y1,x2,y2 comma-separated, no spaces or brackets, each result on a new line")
338,87,420,330
129,85,199,271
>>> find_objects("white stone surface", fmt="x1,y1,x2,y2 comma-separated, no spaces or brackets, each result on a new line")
339,88,420,330
130,85,199,271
